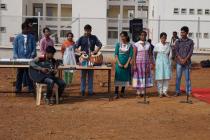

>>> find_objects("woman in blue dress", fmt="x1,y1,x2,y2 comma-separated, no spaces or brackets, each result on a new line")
154,32,172,97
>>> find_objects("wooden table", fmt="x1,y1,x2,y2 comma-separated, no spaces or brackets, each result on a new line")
0,65,29,68
59,65,112,100
0,64,112,100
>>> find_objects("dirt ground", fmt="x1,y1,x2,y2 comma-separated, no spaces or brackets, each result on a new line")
0,65,210,140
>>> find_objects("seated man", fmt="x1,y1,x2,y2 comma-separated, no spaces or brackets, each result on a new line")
30,46,66,105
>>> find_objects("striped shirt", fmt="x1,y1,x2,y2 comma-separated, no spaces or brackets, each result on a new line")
39,37,54,55
175,38,194,65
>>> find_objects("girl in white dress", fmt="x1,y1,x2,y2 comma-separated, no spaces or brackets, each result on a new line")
154,32,172,98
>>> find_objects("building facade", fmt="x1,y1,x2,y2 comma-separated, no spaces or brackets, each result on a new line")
1,0,209,49
148,0,210,49
0,0,148,46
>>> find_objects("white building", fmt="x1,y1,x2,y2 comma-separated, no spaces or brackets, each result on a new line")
0,0,26,45
0,0,148,46
0,0,73,46
3,0,210,49
148,0,210,49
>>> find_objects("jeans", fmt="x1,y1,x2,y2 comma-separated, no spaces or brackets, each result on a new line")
81,70,94,95
22,71,27,86
42,77,66,99
176,63,192,95
16,68,34,91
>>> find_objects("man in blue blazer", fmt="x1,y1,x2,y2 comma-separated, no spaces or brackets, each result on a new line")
13,22,37,93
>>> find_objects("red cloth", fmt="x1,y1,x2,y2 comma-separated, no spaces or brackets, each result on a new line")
181,87,210,104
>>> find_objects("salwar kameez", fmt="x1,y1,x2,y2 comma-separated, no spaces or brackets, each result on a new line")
132,41,153,90
154,42,172,95
62,42,76,85
114,42,133,86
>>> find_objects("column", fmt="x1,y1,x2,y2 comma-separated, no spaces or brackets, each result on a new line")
57,1,61,44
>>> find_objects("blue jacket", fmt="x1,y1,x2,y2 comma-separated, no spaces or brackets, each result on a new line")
13,33,37,59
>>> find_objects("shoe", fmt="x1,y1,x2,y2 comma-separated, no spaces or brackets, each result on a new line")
88,92,93,96
59,97,64,103
164,94,171,98
45,98,50,105
159,94,164,98
113,94,119,99
141,90,145,97
120,92,126,98
140,93,144,98
50,97,55,105
174,93,181,97
43,93,47,99
162,92,170,98
81,92,85,96
45,98,54,105
136,90,141,96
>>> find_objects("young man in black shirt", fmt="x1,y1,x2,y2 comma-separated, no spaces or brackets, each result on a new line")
30,47,66,105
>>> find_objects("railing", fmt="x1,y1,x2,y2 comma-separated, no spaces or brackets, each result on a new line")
1,15,210,49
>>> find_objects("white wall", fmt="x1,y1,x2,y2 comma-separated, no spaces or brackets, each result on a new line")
0,0,23,46
148,0,210,49
71,0,107,45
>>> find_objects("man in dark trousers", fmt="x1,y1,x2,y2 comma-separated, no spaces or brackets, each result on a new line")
75,24,102,96
170,31,179,61
30,46,66,105
13,22,36,93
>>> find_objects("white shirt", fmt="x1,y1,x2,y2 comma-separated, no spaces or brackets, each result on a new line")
120,43,130,52
154,42,172,59
23,34,27,53
134,41,151,51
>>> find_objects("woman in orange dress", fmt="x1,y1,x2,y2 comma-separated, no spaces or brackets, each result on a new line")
61,32,76,85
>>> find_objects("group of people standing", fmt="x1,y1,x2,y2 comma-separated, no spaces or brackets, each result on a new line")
114,26,194,99
13,20,194,104
13,22,102,105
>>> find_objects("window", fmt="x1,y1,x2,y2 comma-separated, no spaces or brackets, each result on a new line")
33,3,43,16
181,8,187,14
46,25,57,28
197,9,203,15
188,32,194,38
0,4,7,10
50,30,57,35
205,9,210,15
189,9,195,15
128,10,134,19
0,27,6,33
108,31,118,39
139,6,148,11
204,33,209,39
173,8,179,14
60,30,71,38
46,4,57,17
196,33,202,38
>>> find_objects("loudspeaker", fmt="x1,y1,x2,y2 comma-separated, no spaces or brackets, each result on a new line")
25,18,39,42
129,19,143,42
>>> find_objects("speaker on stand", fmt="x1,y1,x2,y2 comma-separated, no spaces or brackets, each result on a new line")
129,18,143,43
